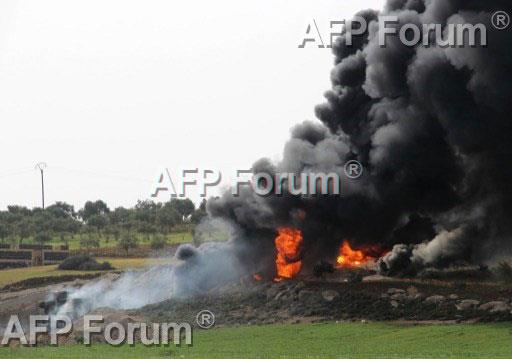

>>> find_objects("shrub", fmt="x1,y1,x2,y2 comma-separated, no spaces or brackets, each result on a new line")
58,254,113,271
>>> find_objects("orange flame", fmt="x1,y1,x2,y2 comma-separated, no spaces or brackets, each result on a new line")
253,273,263,281
274,227,303,281
335,240,375,268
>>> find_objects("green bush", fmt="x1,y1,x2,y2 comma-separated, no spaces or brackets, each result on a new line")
58,254,113,271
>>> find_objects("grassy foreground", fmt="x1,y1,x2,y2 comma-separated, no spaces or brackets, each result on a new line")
0,257,173,288
1,322,512,358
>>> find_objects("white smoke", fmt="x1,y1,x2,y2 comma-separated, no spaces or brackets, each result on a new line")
379,227,469,275
53,238,245,319
412,228,464,266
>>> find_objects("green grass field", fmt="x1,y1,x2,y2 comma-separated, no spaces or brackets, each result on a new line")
0,257,173,288
14,229,232,250
1,322,512,358
21,231,194,250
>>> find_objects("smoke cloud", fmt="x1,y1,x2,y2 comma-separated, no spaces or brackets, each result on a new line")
52,236,245,319
208,0,512,275
42,1,512,320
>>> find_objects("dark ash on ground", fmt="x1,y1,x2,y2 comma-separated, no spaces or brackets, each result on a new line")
138,277,512,327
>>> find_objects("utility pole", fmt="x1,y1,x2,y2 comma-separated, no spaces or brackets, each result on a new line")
35,162,47,209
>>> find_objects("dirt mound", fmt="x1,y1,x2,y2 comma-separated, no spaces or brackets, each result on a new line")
70,307,145,344
139,279,512,326
0,273,107,293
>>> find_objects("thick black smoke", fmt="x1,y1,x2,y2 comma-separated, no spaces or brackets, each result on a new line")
208,0,512,276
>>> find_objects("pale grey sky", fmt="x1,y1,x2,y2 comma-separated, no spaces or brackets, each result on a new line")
0,0,384,209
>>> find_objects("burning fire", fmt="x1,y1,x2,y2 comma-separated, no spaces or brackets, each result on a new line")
335,240,375,268
274,227,303,281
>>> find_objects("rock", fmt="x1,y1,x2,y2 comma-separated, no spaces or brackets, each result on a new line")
101,272,121,282
380,293,389,299
406,286,419,296
456,299,480,311
424,295,445,305
266,287,280,300
390,293,407,301
387,288,405,295
479,301,510,313
348,272,363,283
294,281,306,291
449,294,459,300
390,300,399,308
412,293,425,301
274,290,289,301
321,290,340,302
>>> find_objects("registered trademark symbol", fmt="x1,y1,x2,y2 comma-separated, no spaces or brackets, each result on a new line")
492,11,510,30
196,310,215,329
344,160,363,179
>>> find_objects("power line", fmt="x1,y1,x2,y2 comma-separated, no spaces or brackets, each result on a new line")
0,168,34,180
0,165,151,184
51,166,152,183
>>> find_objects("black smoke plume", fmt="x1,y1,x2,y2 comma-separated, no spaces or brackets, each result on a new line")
208,0,512,276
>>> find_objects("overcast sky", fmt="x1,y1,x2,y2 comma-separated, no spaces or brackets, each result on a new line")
0,0,384,210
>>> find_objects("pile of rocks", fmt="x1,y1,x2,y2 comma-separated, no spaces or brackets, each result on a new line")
141,280,512,327
380,287,425,308
477,301,511,313
381,287,512,315
266,281,341,305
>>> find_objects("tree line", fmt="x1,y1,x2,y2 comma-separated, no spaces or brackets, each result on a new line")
0,198,207,249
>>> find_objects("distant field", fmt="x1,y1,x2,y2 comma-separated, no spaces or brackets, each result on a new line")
2,226,233,251
17,231,194,250
0,226,230,288
0,257,173,288
1,322,512,358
